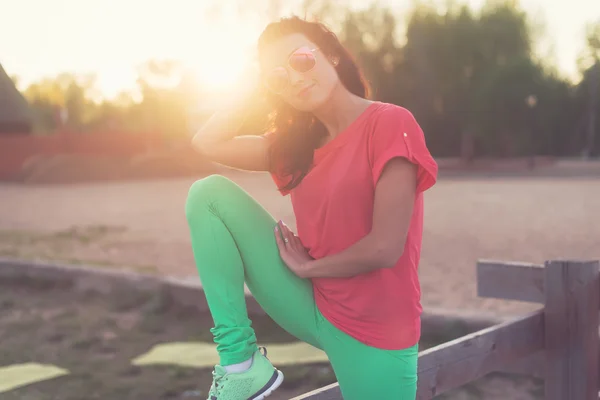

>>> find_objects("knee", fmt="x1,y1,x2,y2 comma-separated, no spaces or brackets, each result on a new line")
187,174,233,200
185,174,235,221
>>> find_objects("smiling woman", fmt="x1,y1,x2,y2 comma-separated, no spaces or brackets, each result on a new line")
186,15,438,400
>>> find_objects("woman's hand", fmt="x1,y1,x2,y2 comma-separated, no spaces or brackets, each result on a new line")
274,221,314,278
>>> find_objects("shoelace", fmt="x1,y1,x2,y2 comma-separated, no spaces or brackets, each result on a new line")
210,369,228,399
259,346,268,358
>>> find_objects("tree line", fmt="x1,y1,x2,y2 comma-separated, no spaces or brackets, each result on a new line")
14,0,600,159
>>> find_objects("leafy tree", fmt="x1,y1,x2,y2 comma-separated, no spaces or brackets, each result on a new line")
22,73,98,133
14,0,595,158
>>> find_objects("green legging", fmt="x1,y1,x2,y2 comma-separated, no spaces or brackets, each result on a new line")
185,174,418,399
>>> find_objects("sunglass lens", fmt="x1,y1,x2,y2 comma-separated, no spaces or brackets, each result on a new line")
266,68,288,93
289,51,316,73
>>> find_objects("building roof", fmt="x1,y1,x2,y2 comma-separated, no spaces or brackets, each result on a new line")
0,63,32,133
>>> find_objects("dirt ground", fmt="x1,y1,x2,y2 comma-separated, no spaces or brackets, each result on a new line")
2,164,599,316
0,280,543,399
0,280,335,400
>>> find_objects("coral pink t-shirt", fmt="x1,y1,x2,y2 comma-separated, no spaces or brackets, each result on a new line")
269,102,438,349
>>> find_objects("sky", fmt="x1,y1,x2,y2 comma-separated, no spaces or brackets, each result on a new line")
1,0,599,100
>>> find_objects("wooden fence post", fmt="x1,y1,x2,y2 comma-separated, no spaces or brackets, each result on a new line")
544,260,599,400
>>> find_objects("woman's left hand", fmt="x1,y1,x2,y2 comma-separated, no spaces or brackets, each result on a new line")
274,221,314,278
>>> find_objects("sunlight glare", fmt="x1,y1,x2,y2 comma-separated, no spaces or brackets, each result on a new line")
189,31,255,93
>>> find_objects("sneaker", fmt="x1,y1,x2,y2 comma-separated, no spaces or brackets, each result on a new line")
207,347,284,400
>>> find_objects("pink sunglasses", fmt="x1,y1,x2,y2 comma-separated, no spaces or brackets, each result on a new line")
264,46,320,94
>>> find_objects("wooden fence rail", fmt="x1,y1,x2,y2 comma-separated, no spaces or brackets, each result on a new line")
293,259,600,400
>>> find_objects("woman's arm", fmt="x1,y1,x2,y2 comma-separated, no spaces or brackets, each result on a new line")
276,157,417,279
191,89,271,172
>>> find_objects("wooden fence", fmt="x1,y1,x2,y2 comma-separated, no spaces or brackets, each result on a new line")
293,259,600,400
0,131,165,179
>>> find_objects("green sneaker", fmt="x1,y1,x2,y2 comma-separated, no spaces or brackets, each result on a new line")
207,347,284,400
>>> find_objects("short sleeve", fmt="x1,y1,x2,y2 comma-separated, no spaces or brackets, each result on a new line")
263,131,293,196
271,171,293,196
369,106,438,193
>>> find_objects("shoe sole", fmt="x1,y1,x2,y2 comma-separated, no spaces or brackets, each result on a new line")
248,369,284,400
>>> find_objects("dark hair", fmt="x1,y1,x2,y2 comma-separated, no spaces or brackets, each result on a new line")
258,16,370,192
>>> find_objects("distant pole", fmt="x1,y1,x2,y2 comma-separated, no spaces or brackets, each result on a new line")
526,95,538,169
583,62,598,159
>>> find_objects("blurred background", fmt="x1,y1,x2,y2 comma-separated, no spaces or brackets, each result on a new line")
2,0,600,167
1,0,599,399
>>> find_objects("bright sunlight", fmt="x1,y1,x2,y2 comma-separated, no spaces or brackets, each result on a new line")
189,42,252,92
186,20,257,93
4,0,600,99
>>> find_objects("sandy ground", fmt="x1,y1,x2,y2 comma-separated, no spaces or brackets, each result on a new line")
0,280,335,400
0,280,543,400
1,167,599,316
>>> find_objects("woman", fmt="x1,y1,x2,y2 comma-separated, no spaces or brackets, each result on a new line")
186,16,438,400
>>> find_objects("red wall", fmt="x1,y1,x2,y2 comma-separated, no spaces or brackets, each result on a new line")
0,131,167,180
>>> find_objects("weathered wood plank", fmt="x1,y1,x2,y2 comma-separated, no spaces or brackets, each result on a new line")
500,340,600,381
290,382,341,400
544,260,599,400
477,260,544,303
417,310,544,399
499,351,545,379
495,344,600,380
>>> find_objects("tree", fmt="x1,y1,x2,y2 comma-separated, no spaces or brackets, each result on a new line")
130,59,200,140
396,0,538,158
299,0,403,102
581,21,600,157
470,58,542,156
13,0,591,158
579,21,600,71
22,73,99,133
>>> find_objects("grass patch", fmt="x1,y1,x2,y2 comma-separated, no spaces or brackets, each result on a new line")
0,225,127,246
51,225,128,243
0,250,159,274
0,226,158,274
0,225,159,274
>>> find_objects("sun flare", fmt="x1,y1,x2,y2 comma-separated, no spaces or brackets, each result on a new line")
188,33,256,93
